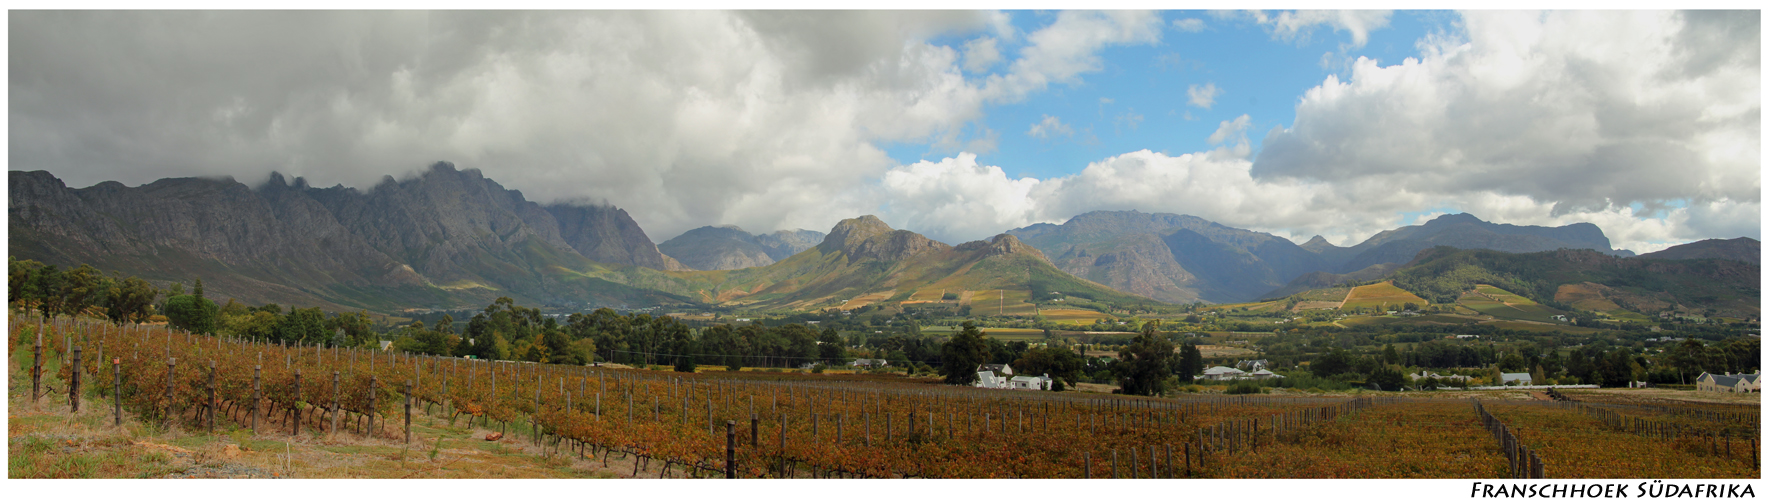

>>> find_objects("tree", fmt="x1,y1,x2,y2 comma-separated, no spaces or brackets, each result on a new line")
1311,348,1352,377
818,327,849,365
1113,326,1176,397
1176,342,1204,382
32,264,65,318
103,275,157,324
1382,343,1399,365
1011,345,1084,389
276,307,326,345
164,293,218,335
327,310,375,347
59,265,106,318
939,321,989,385
1368,365,1405,390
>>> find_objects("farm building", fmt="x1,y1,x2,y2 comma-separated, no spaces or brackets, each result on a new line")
1008,375,1054,390
1696,372,1761,392
849,358,888,368
1246,369,1283,380
981,363,1013,376
975,371,1006,389
1500,373,1532,385
1202,366,1246,381
1410,371,1472,383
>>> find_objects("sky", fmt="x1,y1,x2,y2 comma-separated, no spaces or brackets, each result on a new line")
7,10,1762,254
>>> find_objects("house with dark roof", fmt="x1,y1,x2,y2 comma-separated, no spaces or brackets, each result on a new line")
1697,371,1761,392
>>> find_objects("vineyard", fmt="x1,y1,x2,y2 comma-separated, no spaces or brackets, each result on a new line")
10,310,1762,479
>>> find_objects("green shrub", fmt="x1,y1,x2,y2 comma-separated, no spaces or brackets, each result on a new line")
1225,382,1265,395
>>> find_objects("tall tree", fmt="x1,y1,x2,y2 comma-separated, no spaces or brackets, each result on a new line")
1176,342,1204,382
818,327,848,365
939,321,989,385
1113,322,1176,396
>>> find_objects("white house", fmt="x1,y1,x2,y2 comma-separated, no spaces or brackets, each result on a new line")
1696,371,1761,392
975,371,1006,389
1235,359,1269,371
1008,374,1053,390
1202,366,1246,381
849,358,888,368
1500,372,1532,385
1246,369,1284,380
981,363,1013,376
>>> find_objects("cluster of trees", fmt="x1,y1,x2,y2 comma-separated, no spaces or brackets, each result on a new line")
8,257,385,347
10,258,158,324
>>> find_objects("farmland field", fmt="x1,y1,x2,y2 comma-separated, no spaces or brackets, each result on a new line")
1342,282,1428,310
1482,401,1756,478
904,288,949,302
1295,287,1352,303
966,289,1036,316
11,311,1758,479
1210,399,1507,478
1039,307,1114,325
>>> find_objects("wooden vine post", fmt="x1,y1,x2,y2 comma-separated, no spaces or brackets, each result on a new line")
292,370,302,435
330,371,341,437
207,361,217,433
69,346,82,412
112,357,122,426
32,327,43,405
368,376,379,438
252,363,262,434
165,358,177,423
404,381,413,444
726,420,737,479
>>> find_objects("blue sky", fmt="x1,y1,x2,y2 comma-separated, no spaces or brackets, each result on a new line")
10,11,1761,253
890,11,1449,179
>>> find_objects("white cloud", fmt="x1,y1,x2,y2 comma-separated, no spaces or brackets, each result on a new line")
1026,115,1074,139
981,10,1165,103
1253,10,1760,247
962,36,1001,73
878,153,1044,243
1206,114,1252,160
1249,10,1393,48
1172,18,1205,33
1187,82,1219,108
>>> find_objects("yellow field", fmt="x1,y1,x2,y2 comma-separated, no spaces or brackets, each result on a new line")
1342,281,1428,310
906,288,950,302
1038,307,1114,325
968,289,1036,316
836,289,895,311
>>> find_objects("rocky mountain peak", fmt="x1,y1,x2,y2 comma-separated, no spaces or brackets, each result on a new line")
819,215,949,263
1300,235,1339,253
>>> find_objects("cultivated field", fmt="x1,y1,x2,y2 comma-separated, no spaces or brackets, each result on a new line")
1342,282,1429,310
967,289,1036,316
1039,307,1114,325
11,311,1759,479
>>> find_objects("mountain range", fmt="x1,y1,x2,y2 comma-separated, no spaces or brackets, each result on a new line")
10,164,693,311
657,225,824,271
10,167,1756,314
1003,210,1634,304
